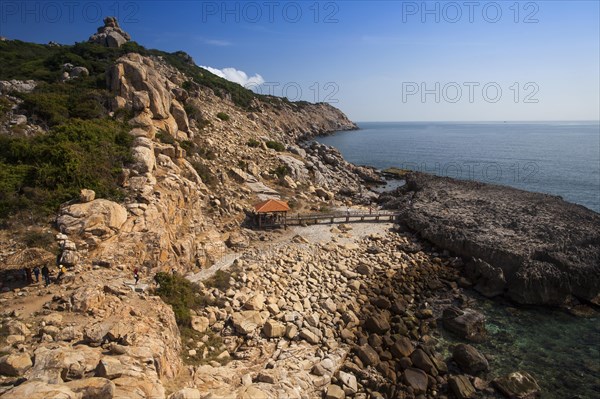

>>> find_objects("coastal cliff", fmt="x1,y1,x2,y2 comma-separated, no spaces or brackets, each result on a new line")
379,172,600,306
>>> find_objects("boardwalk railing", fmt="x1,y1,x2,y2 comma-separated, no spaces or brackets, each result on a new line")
283,210,400,227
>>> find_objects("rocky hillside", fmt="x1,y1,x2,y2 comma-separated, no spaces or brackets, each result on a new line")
0,17,387,399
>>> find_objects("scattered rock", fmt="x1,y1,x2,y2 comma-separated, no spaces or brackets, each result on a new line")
493,371,541,399
326,384,346,399
80,189,96,203
191,316,209,333
452,344,489,375
403,367,428,394
356,344,380,367
263,320,286,338
231,311,264,335
442,306,487,342
0,353,32,376
449,375,476,399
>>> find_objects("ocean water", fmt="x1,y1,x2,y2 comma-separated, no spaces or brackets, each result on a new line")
436,296,600,399
317,121,600,398
317,122,600,213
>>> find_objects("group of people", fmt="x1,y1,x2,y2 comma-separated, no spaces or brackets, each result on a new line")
22,264,66,287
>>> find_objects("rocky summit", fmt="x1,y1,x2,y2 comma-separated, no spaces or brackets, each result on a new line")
89,16,131,48
0,16,587,399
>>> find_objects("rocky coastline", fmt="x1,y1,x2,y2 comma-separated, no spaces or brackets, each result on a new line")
378,172,600,308
0,16,595,399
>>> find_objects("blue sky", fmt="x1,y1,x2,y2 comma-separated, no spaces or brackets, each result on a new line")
1,1,599,121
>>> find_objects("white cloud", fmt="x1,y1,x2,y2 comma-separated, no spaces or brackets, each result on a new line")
203,39,232,46
201,66,265,88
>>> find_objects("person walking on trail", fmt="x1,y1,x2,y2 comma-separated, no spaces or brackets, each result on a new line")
41,265,50,287
133,268,140,285
56,264,66,284
33,266,40,283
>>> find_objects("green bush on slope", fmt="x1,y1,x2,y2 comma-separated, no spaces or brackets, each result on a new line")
0,119,132,220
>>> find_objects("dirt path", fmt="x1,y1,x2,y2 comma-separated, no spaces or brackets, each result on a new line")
2,285,53,318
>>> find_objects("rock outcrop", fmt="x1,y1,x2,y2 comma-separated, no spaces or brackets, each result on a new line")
88,16,131,48
380,172,600,306
107,53,190,139
0,80,37,94
57,199,128,238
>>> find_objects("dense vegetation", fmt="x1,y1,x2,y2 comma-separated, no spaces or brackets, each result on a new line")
0,119,132,220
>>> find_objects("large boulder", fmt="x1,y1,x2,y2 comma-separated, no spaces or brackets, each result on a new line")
2,380,80,399
449,375,476,399
57,199,127,238
355,344,380,367
66,377,115,399
28,345,102,383
452,344,489,375
403,368,428,394
364,314,390,334
231,311,264,335
0,353,32,376
493,371,541,399
262,320,286,338
442,306,487,342
0,79,37,94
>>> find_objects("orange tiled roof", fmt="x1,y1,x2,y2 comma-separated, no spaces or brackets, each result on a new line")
253,199,290,213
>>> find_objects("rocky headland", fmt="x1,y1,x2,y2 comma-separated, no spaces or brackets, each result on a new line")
0,16,593,399
379,172,600,307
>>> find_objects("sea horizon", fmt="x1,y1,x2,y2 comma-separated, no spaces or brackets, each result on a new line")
354,120,600,124
319,121,600,213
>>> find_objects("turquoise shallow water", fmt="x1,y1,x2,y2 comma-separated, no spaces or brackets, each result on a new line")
317,121,600,213
435,296,600,399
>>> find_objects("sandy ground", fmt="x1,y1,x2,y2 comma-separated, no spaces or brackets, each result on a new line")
288,222,396,245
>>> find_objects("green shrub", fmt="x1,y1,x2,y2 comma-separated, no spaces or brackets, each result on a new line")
273,164,291,179
22,230,55,248
17,82,108,127
216,112,230,121
156,130,176,145
204,270,232,291
191,161,216,187
0,118,132,220
237,160,248,170
247,138,261,148
266,140,285,152
153,272,213,328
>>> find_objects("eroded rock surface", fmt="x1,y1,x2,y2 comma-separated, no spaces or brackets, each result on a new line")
380,172,600,305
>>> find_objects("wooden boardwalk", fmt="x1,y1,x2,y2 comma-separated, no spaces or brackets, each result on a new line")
283,210,400,227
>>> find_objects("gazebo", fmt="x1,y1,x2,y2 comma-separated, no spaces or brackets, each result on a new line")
253,199,290,229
